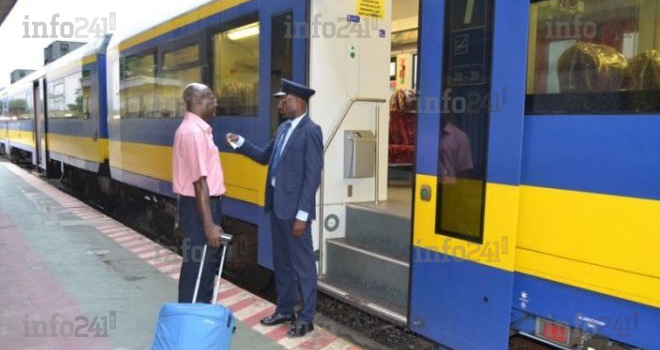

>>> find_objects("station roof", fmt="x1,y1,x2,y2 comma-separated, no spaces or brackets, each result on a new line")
0,0,17,27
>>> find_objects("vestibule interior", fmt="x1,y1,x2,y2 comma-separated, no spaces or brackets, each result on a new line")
367,0,419,218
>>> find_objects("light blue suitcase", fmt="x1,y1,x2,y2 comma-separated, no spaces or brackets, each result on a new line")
151,238,236,350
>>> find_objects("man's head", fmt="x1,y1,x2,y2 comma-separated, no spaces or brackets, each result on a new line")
277,94,306,119
183,83,217,119
273,79,315,120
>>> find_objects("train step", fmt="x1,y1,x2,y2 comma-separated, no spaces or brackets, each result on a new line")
318,274,407,326
344,204,411,259
324,237,409,322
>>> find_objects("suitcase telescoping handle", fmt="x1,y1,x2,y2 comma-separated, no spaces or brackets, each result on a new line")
192,233,233,304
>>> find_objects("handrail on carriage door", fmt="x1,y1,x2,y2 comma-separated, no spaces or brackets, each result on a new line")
318,97,386,277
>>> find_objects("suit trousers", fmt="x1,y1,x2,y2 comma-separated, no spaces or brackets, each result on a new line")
271,214,318,323
177,196,222,303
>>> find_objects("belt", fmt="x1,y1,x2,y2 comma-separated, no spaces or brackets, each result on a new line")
179,195,222,200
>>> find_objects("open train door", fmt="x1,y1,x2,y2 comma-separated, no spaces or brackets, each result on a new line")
32,78,48,173
408,0,527,349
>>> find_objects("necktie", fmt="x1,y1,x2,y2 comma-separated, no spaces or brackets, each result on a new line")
272,121,291,171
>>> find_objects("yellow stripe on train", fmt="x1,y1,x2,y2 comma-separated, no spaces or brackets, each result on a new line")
413,174,660,308
47,133,108,163
108,140,267,206
414,174,519,272
3,130,36,147
516,185,660,308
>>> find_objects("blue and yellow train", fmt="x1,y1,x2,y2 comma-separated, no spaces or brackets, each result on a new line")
1,0,658,349
0,37,109,174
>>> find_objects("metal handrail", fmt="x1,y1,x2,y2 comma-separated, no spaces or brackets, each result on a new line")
318,97,386,277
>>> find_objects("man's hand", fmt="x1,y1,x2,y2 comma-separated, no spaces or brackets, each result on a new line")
205,224,224,248
292,219,306,238
225,133,239,146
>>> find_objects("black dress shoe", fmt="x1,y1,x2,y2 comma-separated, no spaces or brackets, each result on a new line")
260,313,296,326
287,321,314,337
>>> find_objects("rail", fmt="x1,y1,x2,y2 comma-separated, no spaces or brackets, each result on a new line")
318,97,386,277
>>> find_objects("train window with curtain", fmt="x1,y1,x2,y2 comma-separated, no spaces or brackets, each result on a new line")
212,20,260,116
271,12,293,135
158,43,203,118
120,51,156,118
47,72,85,119
526,0,660,114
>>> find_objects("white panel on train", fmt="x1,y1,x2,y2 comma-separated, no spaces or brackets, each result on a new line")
310,0,391,203
309,0,392,274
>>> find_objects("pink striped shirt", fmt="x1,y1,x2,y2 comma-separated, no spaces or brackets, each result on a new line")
172,112,225,197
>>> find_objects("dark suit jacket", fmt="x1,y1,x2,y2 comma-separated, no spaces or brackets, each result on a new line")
238,116,323,221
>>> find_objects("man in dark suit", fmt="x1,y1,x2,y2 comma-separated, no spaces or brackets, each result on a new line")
226,79,323,337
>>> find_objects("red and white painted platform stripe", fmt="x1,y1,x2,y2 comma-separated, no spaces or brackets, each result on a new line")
5,163,362,350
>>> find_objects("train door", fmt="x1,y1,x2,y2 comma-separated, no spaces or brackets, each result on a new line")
32,79,47,172
409,0,527,349
310,0,414,324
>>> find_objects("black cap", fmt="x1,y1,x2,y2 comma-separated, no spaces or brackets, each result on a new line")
273,78,316,101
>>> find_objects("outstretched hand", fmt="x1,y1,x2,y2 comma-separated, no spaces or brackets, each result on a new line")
225,133,239,147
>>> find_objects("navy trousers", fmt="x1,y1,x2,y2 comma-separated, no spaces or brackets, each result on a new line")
271,214,317,323
177,196,222,303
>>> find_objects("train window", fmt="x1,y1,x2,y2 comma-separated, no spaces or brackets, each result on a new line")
212,21,260,116
8,89,33,119
110,59,120,119
26,91,34,119
163,44,199,67
81,69,91,118
271,12,293,135
8,97,24,119
120,52,156,118
157,44,203,117
526,0,660,114
47,72,85,119
435,0,495,243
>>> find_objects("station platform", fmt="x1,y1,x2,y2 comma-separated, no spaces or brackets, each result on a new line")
0,161,361,350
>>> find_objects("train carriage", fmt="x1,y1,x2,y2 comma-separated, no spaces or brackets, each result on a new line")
105,0,318,267
43,36,112,176
0,71,40,164
0,89,7,153
0,36,111,180
411,1,659,349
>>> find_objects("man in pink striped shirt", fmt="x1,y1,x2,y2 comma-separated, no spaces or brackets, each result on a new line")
172,83,226,303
